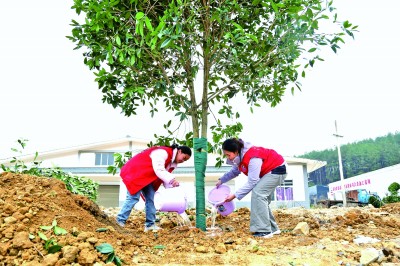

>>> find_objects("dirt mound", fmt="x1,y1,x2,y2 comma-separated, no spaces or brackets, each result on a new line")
0,172,399,265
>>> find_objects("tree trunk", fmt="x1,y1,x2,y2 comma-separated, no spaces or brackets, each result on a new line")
193,137,207,231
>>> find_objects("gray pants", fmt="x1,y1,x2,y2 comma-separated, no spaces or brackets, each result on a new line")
250,172,287,233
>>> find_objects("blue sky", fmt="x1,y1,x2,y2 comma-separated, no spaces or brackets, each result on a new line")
0,0,399,159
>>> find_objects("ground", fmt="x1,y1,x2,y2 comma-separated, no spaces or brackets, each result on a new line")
0,172,399,266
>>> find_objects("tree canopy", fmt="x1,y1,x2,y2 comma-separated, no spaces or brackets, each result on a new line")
68,0,357,230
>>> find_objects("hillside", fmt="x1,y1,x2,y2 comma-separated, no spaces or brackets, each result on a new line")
298,132,400,185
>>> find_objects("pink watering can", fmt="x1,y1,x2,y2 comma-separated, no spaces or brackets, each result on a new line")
208,185,235,216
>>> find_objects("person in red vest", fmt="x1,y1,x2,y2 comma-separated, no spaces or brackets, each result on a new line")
215,138,287,238
116,144,192,231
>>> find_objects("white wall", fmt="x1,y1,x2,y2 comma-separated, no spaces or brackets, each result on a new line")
328,164,400,199
289,164,307,201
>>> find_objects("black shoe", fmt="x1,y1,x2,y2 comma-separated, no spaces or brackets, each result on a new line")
253,232,273,238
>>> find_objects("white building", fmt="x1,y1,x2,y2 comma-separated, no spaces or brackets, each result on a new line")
0,136,326,209
328,163,400,200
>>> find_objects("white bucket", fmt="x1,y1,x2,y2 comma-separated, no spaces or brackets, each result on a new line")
154,187,188,214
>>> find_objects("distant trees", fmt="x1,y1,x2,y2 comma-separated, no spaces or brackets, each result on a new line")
300,132,400,184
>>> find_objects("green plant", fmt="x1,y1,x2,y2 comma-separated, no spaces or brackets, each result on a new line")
1,138,34,173
368,195,383,208
37,219,68,254
96,243,123,266
383,182,400,204
40,219,68,236
39,167,99,201
388,182,400,194
1,139,99,201
37,232,62,254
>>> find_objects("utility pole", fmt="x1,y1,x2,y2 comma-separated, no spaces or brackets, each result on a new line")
333,120,347,207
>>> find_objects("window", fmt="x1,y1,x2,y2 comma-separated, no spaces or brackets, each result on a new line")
95,152,115,166
272,180,293,201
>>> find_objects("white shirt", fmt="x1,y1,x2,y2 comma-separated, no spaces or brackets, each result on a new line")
149,148,177,188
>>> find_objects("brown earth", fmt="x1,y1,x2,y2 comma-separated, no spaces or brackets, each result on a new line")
0,172,400,266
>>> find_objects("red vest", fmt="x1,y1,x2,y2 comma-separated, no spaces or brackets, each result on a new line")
239,146,284,177
120,147,174,195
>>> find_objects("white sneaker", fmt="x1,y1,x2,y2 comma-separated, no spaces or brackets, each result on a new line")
144,225,162,232
272,230,281,235
253,232,273,238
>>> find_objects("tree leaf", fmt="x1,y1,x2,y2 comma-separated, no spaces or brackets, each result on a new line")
54,226,68,235
40,225,53,231
38,231,48,241
160,38,171,48
96,243,115,254
135,12,144,20
48,245,63,254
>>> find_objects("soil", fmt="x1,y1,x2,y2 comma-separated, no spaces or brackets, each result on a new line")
0,172,399,266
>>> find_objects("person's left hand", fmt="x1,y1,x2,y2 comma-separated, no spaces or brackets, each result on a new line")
224,194,236,202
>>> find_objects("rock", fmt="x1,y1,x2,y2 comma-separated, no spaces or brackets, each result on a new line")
215,243,226,254
0,242,10,256
360,247,380,265
12,231,33,249
292,222,310,235
61,245,79,263
195,246,208,253
3,216,17,224
353,235,380,245
78,248,97,264
42,253,60,266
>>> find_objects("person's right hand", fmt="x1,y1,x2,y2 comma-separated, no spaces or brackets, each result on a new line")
170,179,180,187
215,180,222,188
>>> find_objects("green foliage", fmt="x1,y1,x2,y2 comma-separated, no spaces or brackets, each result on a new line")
368,195,383,208
383,195,400,204
96,227,109,232
69,0,356,230
38,167,99,201
40,219,68,236
383,182,400,204
37,219,68,254
68,0,357,145
300,132,400,184
107,150,132,175
388,182,400,194
96,243,123,266
1,139,99,201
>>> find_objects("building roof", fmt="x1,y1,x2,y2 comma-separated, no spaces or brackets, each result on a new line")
0,135,149,163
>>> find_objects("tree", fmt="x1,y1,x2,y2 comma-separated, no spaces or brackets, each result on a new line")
68,0,357,230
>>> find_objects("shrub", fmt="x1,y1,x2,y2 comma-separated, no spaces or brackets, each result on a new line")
388,182,400,194
382,182,400,204
368,195,383,208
